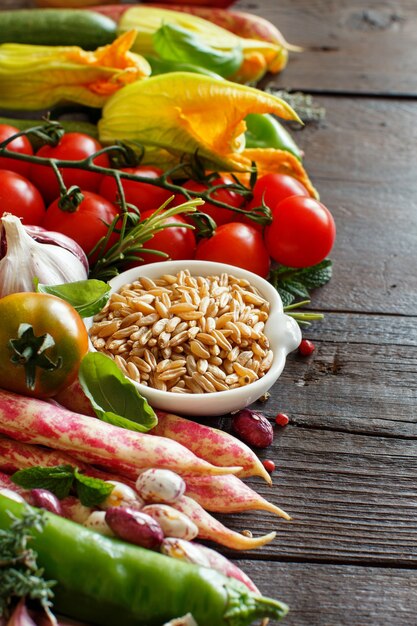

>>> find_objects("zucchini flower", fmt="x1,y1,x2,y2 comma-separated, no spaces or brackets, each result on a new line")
117,6,289,83
98,72,315,193
0,31,150,110
98,72,299,169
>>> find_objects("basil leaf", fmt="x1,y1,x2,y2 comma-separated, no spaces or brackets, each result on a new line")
11,465,75,500
74,469,114,507
153,23,243,78
37,279,111,318
146,55,224,80
78,352,158,433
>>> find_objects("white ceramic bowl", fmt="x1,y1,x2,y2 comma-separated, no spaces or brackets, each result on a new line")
89,260,301,417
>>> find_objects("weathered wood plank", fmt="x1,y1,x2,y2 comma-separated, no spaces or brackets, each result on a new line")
235,0,417,96
281,96,417,314
268,313,417,436
236,561,417,626
213,424,417,565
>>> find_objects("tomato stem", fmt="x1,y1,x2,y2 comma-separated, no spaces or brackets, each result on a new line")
8,323,62,391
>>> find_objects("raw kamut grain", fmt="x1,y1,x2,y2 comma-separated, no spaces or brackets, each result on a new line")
89,270,273,394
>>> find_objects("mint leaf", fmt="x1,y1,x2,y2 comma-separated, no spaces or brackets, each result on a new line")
74,469,114,507
270,259,333,306
37,279,111,318
11,465,75,499
277,288,295,308
153,23,242,78
283,280,310,300
78,352,158,433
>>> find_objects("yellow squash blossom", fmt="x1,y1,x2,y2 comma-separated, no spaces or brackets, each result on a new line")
0,31,150,110
98,72,301,169
117,6,287,83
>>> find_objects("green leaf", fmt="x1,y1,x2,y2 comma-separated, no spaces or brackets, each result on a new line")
284,280,310,299
270,259,333,306
11,465,75,500
297,259,333,289
78,352,158,433
146,55,224,80
276,287,296,307
74,469,114,507
37,279,111,318
153,23,243,78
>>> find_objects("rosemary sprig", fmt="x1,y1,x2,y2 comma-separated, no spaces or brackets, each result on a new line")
88,197,205,281
0,506,55,619
284,300,324,327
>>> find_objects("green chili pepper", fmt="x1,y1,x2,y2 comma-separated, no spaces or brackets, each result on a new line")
0,495,288,625
245,113,303,160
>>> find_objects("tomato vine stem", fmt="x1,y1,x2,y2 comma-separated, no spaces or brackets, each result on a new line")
0,121,273,226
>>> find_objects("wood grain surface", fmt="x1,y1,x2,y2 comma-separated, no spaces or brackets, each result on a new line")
0,1,416,625
237,561,417,626
236,0,417,96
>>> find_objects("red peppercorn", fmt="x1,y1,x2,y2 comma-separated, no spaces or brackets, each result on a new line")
262,459,275,473
299,339,315,356
275,413,289,427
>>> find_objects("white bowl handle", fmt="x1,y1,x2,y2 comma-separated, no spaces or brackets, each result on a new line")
270,313,302,356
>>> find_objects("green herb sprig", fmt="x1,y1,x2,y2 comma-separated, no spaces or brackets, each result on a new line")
0,507,55,619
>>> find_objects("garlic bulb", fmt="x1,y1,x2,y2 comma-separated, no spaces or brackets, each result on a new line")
0,213,88,298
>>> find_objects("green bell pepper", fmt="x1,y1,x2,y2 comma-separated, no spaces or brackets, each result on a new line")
0,495,288,626
245,113,303,160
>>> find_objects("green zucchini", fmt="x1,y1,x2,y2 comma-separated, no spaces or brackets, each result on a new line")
0,9,117,49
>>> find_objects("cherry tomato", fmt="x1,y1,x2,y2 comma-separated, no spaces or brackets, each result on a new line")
128,209,196,266
99,166,173,213
264,196,336,268
0,170,45,225
195,223,270,278
42,191,119,258
0,124,33,177
248,173,309,211
240,173,309,231
29,133,110,204
0,292,89,398
174,176,243,226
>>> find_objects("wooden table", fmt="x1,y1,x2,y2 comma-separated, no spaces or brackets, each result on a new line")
230,1,417,624
2,1,417,624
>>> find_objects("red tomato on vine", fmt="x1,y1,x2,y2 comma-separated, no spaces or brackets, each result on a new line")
195,223,271,278
99,166,173,213
128,209,196,266
29,133,110,204
0,170,45,225
174,176,244,226
0,124,33,177
42,191,120,259
264,196,336,268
